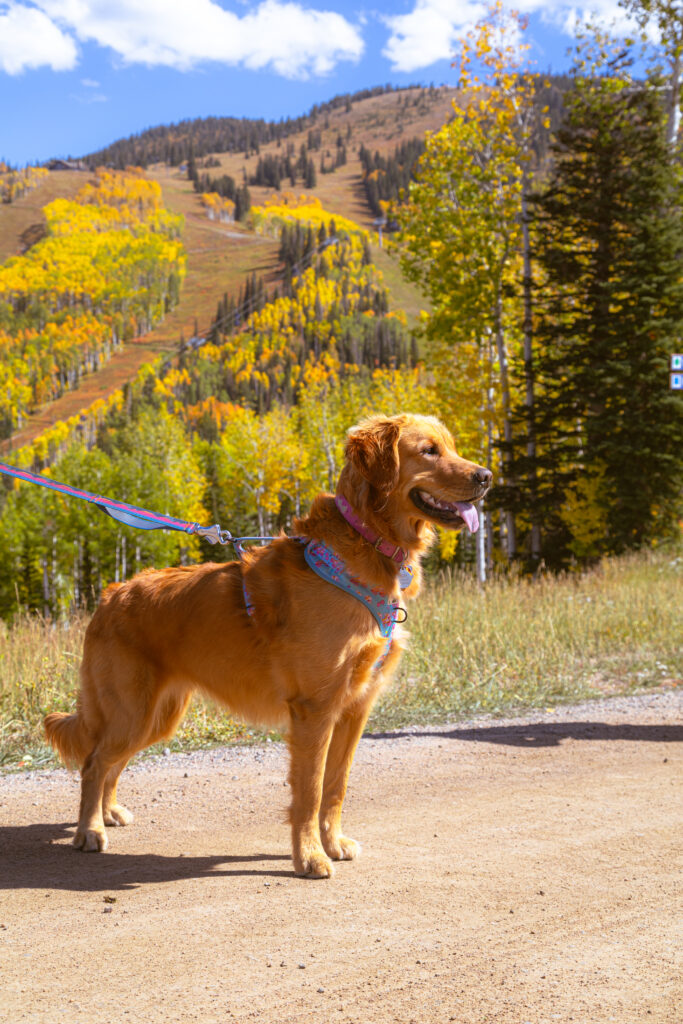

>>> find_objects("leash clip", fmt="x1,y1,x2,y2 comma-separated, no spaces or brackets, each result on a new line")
393,606,408,625
190,523,234,545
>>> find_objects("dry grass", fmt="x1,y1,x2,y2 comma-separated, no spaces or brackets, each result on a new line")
371,243,427,329
0,170,86,262
1,549,679,772
373,548,682,729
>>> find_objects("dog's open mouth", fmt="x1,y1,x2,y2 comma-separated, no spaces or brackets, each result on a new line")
410,489,480,532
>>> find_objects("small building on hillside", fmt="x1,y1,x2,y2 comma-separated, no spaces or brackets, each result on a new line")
46,159,87,171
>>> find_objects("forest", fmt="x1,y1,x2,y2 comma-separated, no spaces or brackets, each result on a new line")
0,168,185,438
0,195,428,618
0,3,680,623
0,163,49,204
395,4,683,573
84,84,422,170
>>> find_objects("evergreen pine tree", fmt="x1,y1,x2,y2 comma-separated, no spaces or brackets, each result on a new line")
186,143,197,184
530,55,683,560
305,158,317,189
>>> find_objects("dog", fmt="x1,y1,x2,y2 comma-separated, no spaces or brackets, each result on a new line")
44,414,491,877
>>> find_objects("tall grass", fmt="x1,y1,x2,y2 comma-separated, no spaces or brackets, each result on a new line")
1,549,680,770
374,548,682,729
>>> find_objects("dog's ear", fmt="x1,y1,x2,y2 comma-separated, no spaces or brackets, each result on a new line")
345,418,401,496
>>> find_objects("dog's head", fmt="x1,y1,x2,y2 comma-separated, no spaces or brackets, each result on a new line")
339,414,491,549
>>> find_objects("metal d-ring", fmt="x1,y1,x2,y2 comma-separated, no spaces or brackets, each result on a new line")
232,536,277,559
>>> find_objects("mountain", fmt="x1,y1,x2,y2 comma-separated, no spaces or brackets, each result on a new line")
0,78,570,457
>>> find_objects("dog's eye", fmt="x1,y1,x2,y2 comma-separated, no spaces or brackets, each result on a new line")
421,444,439,457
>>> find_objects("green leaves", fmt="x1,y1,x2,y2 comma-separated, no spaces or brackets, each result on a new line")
530,40,683,561
395,3,538,561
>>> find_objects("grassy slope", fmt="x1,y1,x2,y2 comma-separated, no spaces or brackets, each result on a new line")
197,86,456,227
0,86,448,454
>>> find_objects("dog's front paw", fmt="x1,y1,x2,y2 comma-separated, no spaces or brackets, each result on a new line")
294,846,335,879
322,832,361,861
73,828,108,852
103,804,134,827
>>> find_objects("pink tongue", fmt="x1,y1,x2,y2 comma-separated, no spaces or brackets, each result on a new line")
456,501,479,534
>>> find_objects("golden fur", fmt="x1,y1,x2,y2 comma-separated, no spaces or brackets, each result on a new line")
44,414,490,877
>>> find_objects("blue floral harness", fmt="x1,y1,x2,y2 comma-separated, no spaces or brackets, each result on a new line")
242,537,413,673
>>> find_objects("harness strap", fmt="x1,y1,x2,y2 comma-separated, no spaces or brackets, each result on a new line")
242,580,255,617
303,539,401,638
239,536,412,674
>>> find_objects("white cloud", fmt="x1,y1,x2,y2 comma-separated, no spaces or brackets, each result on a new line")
71,90,107,103
382,0,486,72
541,1,639,38
0,0,650,81
10,0,364,78
0,3,78,74
382,0,646,73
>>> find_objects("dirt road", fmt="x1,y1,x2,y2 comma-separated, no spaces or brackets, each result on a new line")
1,691,680,1024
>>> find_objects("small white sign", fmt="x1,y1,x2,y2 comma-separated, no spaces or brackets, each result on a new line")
671,372,683,390
672,353,683,371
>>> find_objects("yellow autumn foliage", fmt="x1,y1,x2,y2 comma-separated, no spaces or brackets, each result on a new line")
0,168,186,439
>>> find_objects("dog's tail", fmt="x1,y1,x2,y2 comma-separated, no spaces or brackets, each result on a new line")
44,712,91,769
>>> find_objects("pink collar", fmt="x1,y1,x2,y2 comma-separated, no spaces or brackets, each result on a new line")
335,493,408,565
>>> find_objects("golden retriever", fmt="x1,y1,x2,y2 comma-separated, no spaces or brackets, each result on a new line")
44,414,491,877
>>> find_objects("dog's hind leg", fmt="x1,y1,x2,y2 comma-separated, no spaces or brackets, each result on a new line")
73,746,118,852
102,758,133,827
75,726,148,850
99,690,191,831
72,667,179,851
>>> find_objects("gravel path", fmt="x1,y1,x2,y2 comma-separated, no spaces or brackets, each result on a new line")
1,689,681,1024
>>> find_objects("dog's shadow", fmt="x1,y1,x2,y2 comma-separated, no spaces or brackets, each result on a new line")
367,720,683,748
0,822,296,892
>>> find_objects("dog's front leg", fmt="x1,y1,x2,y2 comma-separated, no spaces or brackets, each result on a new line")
318,685,380,862
287,697,337,878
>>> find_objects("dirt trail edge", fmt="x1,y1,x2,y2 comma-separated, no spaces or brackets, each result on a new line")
1,690,681,1024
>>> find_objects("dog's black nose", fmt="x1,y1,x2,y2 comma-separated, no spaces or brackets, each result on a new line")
473,467,492,488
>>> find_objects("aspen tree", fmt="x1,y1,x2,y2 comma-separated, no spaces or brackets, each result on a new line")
620,0,683,145
396,3,539,565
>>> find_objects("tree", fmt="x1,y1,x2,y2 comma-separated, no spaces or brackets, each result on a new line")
186,142,197,184
305,158,317,189
620,0,683,145
218,406,305,535
530,40,683,560
395,3,539,567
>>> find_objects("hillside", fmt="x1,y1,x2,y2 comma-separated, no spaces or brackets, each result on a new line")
0,169,86,264
0,86,448,456
169,85,458,227
84,84,457,174
0,72,574,460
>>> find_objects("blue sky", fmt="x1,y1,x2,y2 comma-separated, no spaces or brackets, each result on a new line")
1,1,641,166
